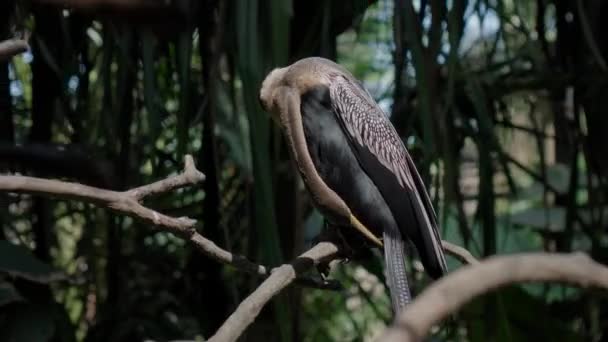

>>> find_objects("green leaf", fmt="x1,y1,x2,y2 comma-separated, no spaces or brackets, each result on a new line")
176,31,193,157
509,205,607,234
269,0,291,65
501,287,582,341
465,287,582,342
0,241,65,283
142,31,162,143
235,1,292,340
510,207,566,232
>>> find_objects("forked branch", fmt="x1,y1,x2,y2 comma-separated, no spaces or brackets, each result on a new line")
0,155,266,275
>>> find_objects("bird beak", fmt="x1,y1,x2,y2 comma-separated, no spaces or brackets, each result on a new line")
258,97,279,125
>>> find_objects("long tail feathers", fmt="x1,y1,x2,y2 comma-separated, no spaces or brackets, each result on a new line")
383,230,411,315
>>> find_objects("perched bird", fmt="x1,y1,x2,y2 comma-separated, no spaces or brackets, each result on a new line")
259,57,447,313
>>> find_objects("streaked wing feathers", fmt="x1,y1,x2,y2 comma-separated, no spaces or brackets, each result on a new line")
328,75,448,277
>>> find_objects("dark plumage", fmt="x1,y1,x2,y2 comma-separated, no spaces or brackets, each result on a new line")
259,57,447,314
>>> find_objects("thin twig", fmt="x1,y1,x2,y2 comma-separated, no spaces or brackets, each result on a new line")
381,252,608,342
442,240,479,265
126,155,205,200
189,231,267,275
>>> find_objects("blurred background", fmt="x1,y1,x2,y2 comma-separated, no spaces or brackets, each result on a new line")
1,0,608,341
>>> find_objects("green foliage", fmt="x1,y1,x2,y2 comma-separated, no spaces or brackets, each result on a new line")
235,1,293,339
2,0,608,341
0,241,64,283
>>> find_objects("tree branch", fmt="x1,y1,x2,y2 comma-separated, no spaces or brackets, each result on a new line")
381,252,608,342
442,240,479,265
0,158,202,235
0,155,267,276
126,155,205,200
208,242,340,342
0,154,481,342
4,150,604,342
205,240,478,342
0,38,29,61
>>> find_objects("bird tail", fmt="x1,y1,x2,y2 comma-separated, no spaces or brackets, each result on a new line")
383,229,411,315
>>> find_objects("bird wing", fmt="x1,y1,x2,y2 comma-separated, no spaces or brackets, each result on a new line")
328,75,448,277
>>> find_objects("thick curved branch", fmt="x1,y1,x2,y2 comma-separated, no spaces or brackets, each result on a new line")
381,252,608,342
208,242,340,342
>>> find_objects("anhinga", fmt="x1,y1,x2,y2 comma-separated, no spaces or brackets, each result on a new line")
259,57,447,313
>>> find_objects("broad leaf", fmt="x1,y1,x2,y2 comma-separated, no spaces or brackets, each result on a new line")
0,241,65,283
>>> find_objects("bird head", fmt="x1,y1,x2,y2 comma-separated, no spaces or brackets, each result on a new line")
260,57,348,125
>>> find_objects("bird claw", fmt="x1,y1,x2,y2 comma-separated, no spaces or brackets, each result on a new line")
316,261,331,278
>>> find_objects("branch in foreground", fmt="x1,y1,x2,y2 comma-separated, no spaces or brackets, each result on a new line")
208,242,340,342
0,38,29,61
381,252,608,342
207,240,478,342
0,155,267,276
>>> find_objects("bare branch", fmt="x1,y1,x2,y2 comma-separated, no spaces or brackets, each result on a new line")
208,242,340,342
126,155,205,200
0,38,29,61
0,154,482,342
442,240,479,265
381,252,608,342
0,174,195,235
189,233,267,276
0,155,266,276
205,238,476,342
